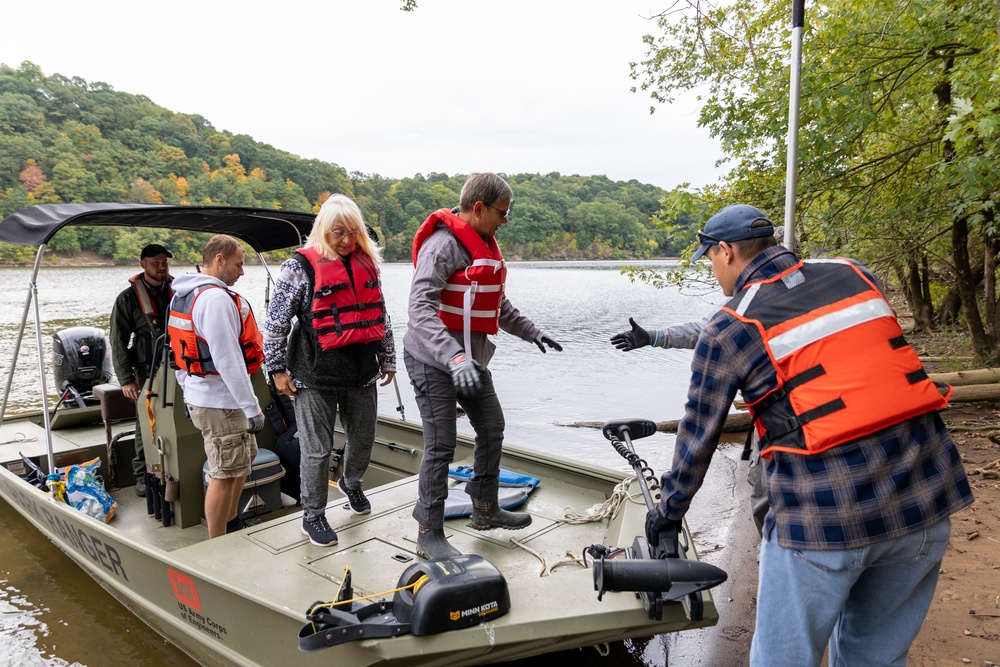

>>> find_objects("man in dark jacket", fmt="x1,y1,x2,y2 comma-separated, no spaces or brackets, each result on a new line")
110,243,173,497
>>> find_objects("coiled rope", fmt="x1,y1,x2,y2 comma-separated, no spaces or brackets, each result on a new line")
560,477,644,524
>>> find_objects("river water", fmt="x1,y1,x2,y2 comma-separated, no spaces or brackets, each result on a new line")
0,261,750,666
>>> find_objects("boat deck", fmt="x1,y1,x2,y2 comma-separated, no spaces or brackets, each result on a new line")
1,409,720,667
1,411,625,603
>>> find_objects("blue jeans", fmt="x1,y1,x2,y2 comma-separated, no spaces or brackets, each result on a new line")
751,517,951,667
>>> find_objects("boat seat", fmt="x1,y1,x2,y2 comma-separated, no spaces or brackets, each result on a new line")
92,383,136,489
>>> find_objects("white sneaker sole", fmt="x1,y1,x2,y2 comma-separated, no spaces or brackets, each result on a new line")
300,524,338,547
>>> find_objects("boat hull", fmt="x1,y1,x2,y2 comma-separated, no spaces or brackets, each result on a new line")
0,414,718,667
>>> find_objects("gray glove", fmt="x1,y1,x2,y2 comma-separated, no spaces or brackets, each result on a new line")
533,333,563,353
611,317,651,351
247,412,265,434
449,353,481,397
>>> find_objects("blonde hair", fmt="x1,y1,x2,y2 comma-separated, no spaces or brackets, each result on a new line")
306,194,382,263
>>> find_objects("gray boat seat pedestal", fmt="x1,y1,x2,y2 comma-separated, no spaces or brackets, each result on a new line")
92,383,136,489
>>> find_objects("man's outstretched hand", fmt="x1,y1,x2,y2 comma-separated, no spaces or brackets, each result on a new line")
533,333,563,353
611,317,651,351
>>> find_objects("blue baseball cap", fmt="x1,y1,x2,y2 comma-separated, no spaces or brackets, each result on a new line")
690,204,774,261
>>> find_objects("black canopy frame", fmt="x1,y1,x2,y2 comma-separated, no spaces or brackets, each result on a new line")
0,203,318,469
0,203,315,252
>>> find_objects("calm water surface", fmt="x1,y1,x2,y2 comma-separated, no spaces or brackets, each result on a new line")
0,261,747,666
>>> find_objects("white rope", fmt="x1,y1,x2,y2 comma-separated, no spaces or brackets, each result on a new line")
560,477,644,524
510,537,548,576
0,432,38,446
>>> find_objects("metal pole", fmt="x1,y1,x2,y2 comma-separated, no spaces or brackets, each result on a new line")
392,376,406,421
783,0,806,250
0,245,45,424
28,248,56,473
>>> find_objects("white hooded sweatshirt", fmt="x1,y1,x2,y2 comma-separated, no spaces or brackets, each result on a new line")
170,272,261,418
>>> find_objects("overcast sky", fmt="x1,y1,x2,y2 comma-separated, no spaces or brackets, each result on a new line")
0,1,725,191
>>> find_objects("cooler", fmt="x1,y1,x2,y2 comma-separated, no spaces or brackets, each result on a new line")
203,448,286,520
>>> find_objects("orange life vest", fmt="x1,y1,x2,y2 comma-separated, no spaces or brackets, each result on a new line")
724,259,950,458
412,209,506,348
167,286,263,377
128,273,173,334
294,247,386,350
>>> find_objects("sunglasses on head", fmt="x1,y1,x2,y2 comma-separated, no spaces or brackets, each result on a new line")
697,230,723,245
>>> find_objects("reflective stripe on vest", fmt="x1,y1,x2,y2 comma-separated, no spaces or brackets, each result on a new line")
167,286,263,377
295,247,386,350
412,209,506,356
724,258,949,458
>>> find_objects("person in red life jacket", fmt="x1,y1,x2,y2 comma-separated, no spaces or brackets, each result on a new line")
110,243,173,498
263,195,396,549
644,204,973,667
168,235,265,539
403,172,563,560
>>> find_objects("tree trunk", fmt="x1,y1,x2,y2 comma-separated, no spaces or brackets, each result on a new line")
907,256,934,331
984,214,998,341
937,57,994,363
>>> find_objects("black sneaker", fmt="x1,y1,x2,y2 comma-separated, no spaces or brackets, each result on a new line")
343,486,371,515
301,515,338,547
226,516,249,534
134,479,146,498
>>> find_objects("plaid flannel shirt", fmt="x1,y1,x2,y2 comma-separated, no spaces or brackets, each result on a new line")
659,246,974,549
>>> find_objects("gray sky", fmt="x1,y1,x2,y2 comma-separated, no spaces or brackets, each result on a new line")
0,1,725,190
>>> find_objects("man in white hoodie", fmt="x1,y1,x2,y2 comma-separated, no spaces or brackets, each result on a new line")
168,235,265,538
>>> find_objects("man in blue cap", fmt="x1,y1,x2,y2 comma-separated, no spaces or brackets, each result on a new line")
645,204,973,666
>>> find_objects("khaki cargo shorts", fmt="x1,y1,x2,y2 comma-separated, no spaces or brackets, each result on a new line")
187,405,257,479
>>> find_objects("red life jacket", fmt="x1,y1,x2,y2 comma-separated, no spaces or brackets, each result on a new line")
129,273,173,333
167,286,264,377
412,209,506,343
723,259,950,458
294,247,386,350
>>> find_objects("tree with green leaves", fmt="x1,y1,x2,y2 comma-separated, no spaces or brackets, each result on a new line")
631,0,1000,362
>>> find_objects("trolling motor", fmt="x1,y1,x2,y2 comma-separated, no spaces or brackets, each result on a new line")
591,419,727,622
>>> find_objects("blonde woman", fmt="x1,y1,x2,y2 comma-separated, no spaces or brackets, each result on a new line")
263,195,395,547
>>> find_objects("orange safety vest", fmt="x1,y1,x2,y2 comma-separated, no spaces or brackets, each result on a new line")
167,286,263,377
724,259,950,458
295,247,386,350
412,209,506,350
129,273,173,334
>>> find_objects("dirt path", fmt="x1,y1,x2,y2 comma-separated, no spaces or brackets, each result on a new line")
692,403,1000,666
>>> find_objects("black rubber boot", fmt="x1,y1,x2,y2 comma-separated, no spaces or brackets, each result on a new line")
416,526,461,560
468,499,532,530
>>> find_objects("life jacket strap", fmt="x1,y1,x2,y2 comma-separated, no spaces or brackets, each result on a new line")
760,398,847,448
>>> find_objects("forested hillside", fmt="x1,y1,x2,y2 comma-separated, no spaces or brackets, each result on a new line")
0,62,692,265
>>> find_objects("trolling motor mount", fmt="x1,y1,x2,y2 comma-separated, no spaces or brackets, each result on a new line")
592,419,727,622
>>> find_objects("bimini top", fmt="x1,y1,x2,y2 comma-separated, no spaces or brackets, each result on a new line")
0,203,316,253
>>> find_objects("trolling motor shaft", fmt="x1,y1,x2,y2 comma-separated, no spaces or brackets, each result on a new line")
593,419,727,622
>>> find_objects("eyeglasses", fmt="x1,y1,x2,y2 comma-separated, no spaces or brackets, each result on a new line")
329,229,359,240
484,203,511,219
697,230,722,245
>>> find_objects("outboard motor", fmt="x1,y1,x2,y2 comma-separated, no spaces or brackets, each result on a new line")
52,326,112,407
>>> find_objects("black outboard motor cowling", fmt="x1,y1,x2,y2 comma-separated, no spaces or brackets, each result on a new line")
53,326,112,399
